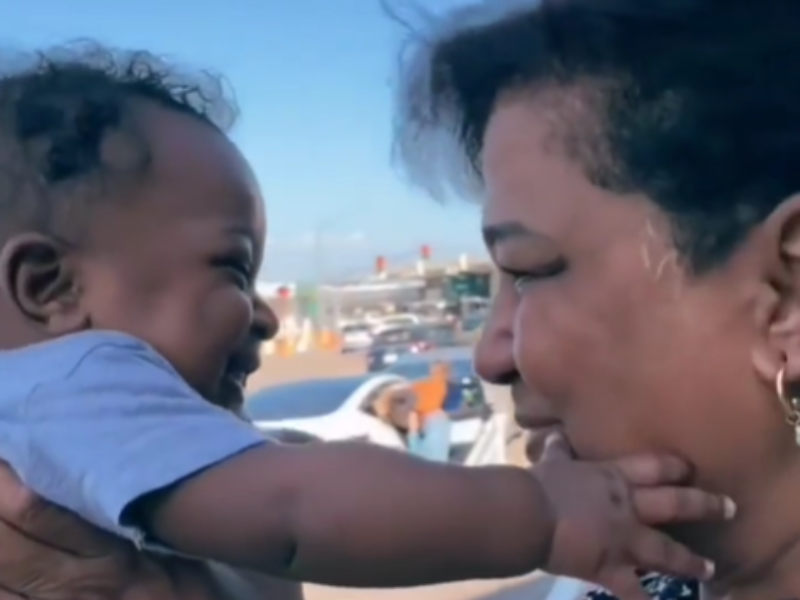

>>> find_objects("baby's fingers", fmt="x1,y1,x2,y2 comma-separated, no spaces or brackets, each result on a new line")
611,454,690,486
628,528,714,581
633,486,736,525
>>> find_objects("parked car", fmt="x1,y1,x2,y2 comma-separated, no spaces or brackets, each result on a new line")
339,322,373,353
369,313,421,335
259,427,321,444
366,326,420,372
246,373,508,465
416,322,460,348
460,311,486,334
366,323,459,372
247,374,407,446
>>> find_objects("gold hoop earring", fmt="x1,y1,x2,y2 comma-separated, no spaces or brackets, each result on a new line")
775,366,800,427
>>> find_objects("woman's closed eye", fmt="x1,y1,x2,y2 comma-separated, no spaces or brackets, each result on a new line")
502,260,565,293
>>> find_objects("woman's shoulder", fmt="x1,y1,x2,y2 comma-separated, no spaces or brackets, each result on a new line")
583,574,699,600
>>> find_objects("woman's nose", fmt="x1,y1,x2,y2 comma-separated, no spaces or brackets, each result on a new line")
474,326,517,385
473,291,518,385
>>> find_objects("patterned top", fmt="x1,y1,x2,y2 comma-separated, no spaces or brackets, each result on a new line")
585,574,699,599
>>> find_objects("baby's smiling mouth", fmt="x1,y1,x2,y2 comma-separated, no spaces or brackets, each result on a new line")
216,348,261,407
223,368,248,387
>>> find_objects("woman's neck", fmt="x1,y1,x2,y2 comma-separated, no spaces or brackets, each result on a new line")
691,461,800,600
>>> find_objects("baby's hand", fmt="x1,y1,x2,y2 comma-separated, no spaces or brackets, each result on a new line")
534,434,734,600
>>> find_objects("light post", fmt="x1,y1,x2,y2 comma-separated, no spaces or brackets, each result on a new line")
311,209,361,327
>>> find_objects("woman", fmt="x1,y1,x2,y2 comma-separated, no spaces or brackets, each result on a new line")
391,0,800,598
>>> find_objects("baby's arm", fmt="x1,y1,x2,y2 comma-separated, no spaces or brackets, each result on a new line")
139,441,548,586
18,333,549,586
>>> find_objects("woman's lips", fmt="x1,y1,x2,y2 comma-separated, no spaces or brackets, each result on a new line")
515,415,563,463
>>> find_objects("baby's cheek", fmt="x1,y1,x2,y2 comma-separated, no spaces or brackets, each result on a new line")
208,288,253,348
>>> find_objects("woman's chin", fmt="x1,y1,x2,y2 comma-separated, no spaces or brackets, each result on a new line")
525,428,620,464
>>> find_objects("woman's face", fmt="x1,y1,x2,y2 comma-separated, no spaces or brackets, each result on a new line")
474,94,795,493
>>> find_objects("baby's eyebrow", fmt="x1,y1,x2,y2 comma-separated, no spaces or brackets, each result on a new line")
222,223,256,238
220,224,260,252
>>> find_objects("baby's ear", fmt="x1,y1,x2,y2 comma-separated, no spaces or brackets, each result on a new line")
0,233,88,335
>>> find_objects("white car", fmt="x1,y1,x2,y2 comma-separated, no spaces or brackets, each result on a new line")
339,323,373,353
370,314,421,334
246,374,508,466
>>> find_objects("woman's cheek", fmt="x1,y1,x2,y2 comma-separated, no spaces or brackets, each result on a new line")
513,293,577,403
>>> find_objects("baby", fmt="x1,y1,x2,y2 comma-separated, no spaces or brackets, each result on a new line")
0,45,733,600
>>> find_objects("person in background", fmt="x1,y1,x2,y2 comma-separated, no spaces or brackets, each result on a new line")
409,362,453,462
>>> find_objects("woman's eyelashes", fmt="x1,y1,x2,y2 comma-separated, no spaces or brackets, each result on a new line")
503,260,565,293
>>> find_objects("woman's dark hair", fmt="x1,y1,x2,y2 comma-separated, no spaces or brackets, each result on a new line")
392,0,800,272
0,41,237,237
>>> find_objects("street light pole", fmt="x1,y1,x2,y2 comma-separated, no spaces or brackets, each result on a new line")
312,207,365,284
313,214,344,286
312,209,360,327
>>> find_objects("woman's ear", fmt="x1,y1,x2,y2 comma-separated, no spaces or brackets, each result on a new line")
754,195,800,391
0,233,88,335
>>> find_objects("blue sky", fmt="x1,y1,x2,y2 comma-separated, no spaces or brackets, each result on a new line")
2,0,487,282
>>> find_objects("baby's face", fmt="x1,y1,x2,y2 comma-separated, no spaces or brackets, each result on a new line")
15,103,277,410
85,104,275,409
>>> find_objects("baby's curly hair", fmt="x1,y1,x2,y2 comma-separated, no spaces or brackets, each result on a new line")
0,41,238,238
392,0,800,273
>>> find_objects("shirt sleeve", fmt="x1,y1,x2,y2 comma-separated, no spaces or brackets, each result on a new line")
17,337,267,541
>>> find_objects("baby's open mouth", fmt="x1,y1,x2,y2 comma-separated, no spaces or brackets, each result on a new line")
224,369,247,387
222,348,261,390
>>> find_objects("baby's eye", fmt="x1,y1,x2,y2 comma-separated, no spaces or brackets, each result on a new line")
212,256,252,289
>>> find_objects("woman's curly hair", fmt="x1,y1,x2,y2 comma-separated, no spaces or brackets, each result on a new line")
0,41,238,237
392,0,800,272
